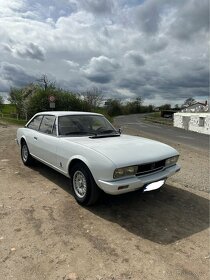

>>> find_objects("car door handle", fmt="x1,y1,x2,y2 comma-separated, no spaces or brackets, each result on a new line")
34,137,38,140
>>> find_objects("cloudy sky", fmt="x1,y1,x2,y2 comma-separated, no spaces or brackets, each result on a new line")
0,0,209,105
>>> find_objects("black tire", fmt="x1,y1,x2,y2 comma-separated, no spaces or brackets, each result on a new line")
70,163,101,206
21,141,34,166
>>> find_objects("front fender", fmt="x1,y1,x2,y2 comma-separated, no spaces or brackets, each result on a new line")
64,149,116,183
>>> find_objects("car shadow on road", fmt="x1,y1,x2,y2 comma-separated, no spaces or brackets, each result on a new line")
33,163,209,245
91,187,209,244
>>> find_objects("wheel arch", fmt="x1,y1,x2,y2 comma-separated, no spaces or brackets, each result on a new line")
20,136,27,146
68,157,91,177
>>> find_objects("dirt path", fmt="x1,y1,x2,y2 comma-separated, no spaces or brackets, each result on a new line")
0,125,209,280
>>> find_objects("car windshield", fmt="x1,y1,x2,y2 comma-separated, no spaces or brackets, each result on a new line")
58,115,119,137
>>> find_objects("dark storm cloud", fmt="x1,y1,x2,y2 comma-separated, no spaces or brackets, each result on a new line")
158,69,209,91
125,51,146,66
134,0,208,41
135,0,162,34
3,43,45,61
144,39,168,54
117,62,209,101
0,78,10,92
1,62,36,88
85,74,113,84
118,76,146,91
117,69,159,94
16,43,45,61
170,0,209,41
80,0,115,15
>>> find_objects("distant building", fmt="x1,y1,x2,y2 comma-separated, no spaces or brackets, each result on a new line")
180,101,209,113
161,110,178,118
174,112,210,135
174,101,210,135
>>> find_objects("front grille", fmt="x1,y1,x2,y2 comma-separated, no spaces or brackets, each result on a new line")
136,159,165,176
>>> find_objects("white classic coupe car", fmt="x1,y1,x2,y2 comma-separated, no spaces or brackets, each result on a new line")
17,111,180,205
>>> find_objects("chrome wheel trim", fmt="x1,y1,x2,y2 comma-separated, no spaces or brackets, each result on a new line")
22,144,28,162
73,171,87,199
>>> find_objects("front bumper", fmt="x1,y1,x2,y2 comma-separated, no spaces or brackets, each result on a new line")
98,164,180,195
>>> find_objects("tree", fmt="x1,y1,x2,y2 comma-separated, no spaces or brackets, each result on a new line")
8,88,25,118
22,83,37,99
7,75,105,119
37,74,55,91
8,84,38,119
83,87,103,109
147,104,154,112
183,98,196,107
26,86,85,118
124,97,143,114
159,104,171,110
105,99,123,116
0,95,3,111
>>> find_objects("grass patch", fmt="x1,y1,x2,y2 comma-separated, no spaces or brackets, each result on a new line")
0,117,26,126
1,104,17,114
144,112,173,126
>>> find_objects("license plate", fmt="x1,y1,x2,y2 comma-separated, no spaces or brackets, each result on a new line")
143,180,165,192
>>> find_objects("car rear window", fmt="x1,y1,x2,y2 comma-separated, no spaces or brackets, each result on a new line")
27,115,43,131
39,115,56,134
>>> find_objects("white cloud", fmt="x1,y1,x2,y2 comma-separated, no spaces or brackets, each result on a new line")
65,60,79,68
82,56,120,83
3,42,45,61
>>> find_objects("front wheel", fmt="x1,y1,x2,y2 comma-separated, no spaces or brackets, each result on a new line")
70,163,101,206
21,141,34,166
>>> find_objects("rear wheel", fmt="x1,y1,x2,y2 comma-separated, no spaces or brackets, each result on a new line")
70,163,101,206
21,141,34,166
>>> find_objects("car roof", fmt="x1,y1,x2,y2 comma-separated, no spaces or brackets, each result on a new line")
35,111,102,117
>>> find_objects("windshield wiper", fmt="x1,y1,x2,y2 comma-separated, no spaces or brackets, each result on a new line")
89,132,120,139
96,129,118,134
63,130,120,138
64,131,95,136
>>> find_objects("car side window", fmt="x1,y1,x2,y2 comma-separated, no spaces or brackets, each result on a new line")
52,122,57,135
27,115,43,131
39,115,56,135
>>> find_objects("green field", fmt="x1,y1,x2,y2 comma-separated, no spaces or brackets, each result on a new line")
0,104,26,125
0,117,26,126
1,104,17,114
144,112,173,126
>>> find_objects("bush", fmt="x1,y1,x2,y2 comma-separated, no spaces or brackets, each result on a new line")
26,86,91,118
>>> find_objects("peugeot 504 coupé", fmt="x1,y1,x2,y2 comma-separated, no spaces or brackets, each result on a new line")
17,111,180,205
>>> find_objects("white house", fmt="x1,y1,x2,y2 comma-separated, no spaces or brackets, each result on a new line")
174,112,210,135
180,101,209,113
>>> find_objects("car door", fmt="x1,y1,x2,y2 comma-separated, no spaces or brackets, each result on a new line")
35,115,58,167
26,115,43,156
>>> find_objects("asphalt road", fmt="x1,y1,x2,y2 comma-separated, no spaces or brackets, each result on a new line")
114,114,209,151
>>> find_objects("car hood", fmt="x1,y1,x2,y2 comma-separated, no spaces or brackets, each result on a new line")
64,134,178,167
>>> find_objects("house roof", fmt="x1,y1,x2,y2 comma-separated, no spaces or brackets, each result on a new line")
182,102,207,109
